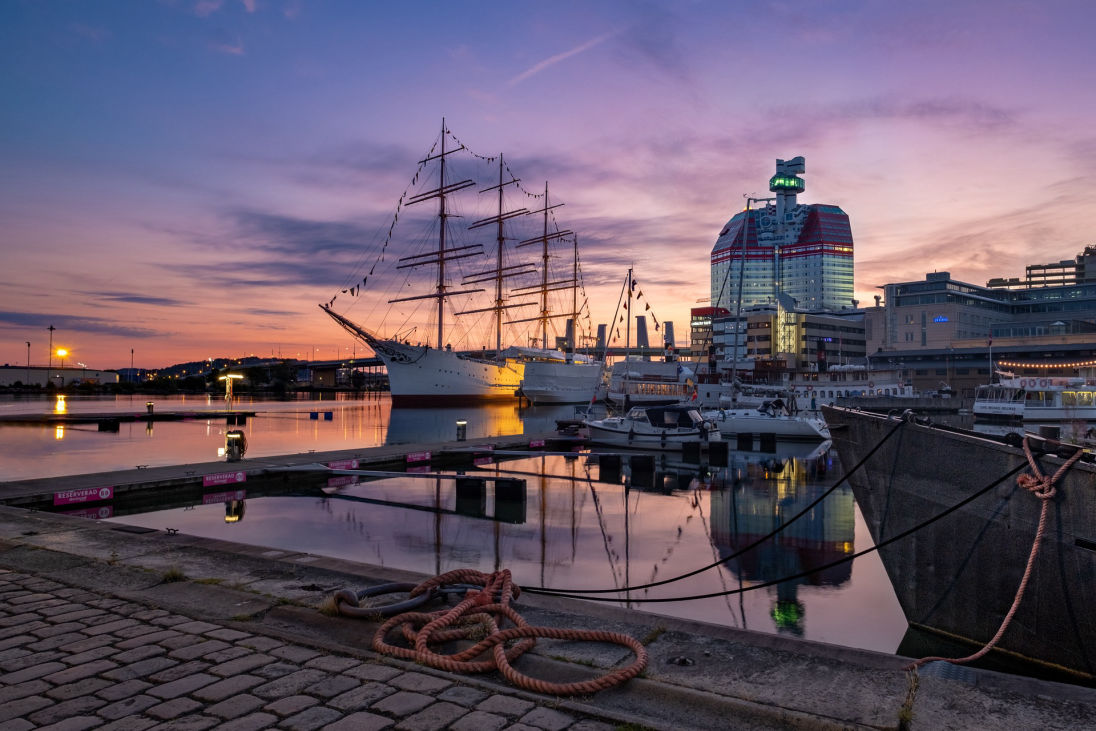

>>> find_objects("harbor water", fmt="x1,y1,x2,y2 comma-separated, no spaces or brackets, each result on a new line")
1,392,908,655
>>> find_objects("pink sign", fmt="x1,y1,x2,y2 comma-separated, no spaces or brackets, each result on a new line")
327,459,359,469
54,486,114,506
473,456,494,466
529,439,545,448
407,465,431,474
61,506,114,519
202,471,247,487
406,451,431,463
327,475,359,488
202,489,246,505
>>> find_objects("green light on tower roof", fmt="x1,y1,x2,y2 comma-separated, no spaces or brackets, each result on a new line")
769,174,805,193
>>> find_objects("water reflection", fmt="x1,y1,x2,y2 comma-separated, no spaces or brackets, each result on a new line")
88,443,906,654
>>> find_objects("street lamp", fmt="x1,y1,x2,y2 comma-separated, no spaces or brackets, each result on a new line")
219,373,244,401
25,341,30,386
56,348,68,369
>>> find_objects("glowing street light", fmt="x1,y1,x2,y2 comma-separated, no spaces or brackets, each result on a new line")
56,348,68,369
219,373,244,401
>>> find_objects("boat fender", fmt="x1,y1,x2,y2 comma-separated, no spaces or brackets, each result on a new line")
628,428,635,444
1039,378,1048,387
719,409,726,421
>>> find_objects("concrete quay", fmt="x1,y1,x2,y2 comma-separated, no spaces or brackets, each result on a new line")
1,505,1095,730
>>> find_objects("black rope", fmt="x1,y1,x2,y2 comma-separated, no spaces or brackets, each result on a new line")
526,457,1030,604
525,414,908,595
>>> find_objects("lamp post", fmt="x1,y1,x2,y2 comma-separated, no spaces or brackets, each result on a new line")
47,325,55,377
56,348,68,386
25,341,30,386
130,348,134,384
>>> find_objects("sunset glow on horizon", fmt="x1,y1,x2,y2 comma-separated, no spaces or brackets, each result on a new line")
3,1,1096,369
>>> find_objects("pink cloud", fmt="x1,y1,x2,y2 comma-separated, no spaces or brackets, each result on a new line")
194,0,223,18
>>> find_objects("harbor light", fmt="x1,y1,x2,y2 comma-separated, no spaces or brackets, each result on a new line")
456,419,467,441
225,430,247,462
219,373,244,400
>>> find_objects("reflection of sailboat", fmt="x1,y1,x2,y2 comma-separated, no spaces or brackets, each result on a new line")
384,403,573,445
321,120,588,405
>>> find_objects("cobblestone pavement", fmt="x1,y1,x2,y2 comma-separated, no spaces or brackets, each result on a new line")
0,569,618,731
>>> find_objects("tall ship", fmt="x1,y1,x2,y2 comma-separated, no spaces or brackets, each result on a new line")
321,120,593,405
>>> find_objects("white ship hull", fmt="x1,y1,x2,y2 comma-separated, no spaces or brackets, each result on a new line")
520,360,604,404
375,343,524,405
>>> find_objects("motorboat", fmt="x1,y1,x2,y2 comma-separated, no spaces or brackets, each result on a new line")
585,404,721,450
701,399,830,441
973,374,1096,422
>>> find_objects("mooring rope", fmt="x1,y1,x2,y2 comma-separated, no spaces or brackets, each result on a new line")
334,568,647,696
906,435,1082,670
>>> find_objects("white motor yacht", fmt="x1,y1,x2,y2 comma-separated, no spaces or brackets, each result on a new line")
585,404,721,450
701,399,830,441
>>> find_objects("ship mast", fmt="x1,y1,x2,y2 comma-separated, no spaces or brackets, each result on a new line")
458,155,536,358
570,235,579,361
392,118,485,349
512,182,573,348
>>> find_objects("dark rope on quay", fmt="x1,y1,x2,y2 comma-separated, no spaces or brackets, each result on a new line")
523,412,911,597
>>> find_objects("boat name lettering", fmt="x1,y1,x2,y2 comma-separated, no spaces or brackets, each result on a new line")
407,451,431,463
327,459,359,469
203,471,247,487
54,486,114,506
529,439,545,448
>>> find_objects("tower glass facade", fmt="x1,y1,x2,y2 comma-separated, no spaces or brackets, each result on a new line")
711,159,854,313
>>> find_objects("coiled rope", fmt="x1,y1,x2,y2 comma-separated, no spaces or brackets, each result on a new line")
906,435,1083,670
335,568,648,696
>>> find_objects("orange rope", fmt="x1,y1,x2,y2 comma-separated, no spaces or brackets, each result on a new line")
907,436,1083,670
367,568,648,695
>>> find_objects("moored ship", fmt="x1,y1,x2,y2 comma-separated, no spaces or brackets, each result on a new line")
320,120,593,405
823,405,1096,680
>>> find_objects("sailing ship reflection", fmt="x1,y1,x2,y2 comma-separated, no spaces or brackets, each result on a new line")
710,450,853,636
385,403,572,445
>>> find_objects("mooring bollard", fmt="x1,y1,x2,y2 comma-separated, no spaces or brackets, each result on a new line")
225,430,246,462
146,401,154,416
456,419,467,441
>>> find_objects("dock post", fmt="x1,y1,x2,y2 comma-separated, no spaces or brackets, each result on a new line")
682,441,701,463
709,440,729,467
455,477,487,517
494,478,526,523
736,433,753,451
598,454,621,484
759,433,777,453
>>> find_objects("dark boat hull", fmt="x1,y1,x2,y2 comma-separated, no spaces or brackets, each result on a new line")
823,406,1096,679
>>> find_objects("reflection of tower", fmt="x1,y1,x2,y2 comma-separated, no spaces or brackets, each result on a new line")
710,470,854,635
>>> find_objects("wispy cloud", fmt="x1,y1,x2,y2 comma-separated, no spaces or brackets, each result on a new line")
194,0,224,18
69,24,111,43
92,293,189,307
211,37,245,55
240,0,257,12
0,311,163,339
505,31,618,89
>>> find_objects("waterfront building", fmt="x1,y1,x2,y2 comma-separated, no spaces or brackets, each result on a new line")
689,306,729,363
711,306,866,377
868,269,1096,394
710,156,854,313
986,244,1096,289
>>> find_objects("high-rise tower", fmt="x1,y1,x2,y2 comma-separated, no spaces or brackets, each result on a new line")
710,157,854,312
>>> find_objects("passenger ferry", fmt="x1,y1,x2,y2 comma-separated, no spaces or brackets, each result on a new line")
973,375,1096,422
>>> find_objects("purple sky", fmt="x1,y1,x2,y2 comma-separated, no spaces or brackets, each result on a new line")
3,0,1095,368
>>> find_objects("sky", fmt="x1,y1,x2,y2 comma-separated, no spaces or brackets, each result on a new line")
3,0,1096,370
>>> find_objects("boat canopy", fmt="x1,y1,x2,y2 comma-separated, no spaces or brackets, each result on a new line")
630,405,704,427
